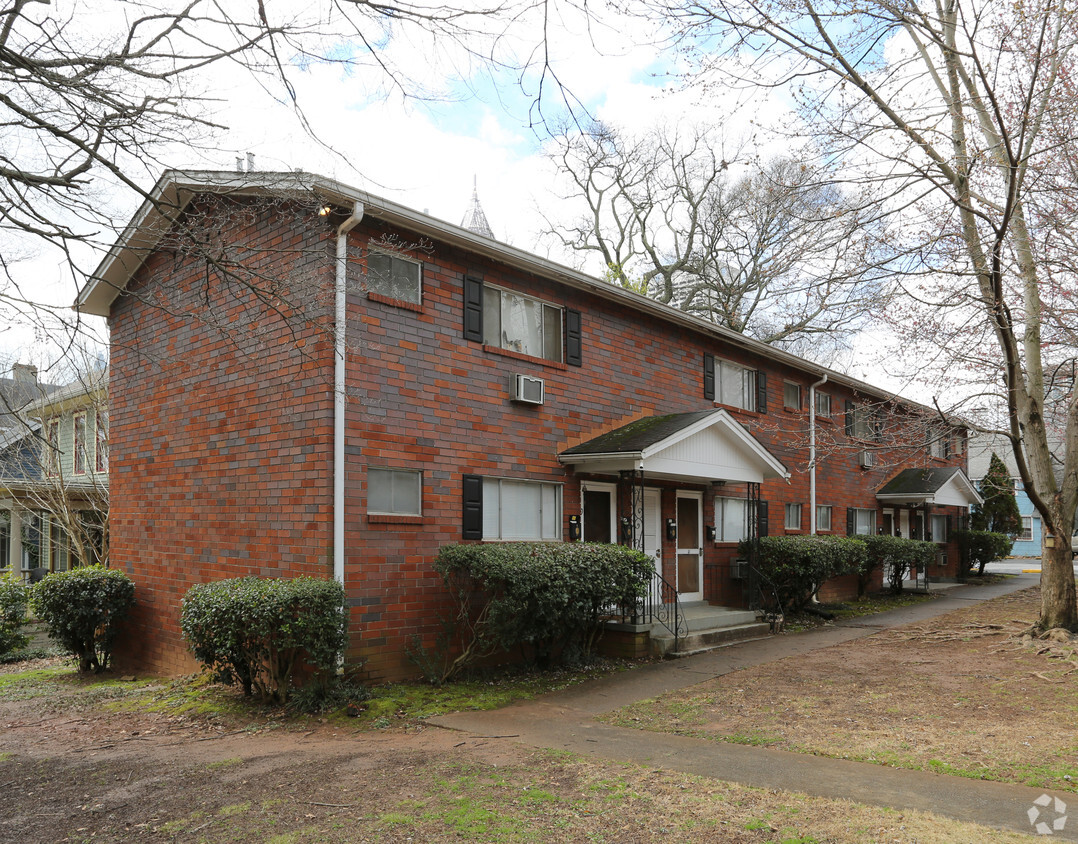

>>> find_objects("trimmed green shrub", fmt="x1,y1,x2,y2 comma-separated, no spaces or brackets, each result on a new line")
746,535,867,612
0,569,29,657
181,577,347,704
955,530,1015,577
30,565,135,673
857,534,937,593
423,542,651,683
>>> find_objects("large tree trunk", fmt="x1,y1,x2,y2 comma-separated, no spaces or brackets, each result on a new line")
1040,511,1077,630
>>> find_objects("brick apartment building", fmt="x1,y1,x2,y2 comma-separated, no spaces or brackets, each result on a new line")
78,170,980,679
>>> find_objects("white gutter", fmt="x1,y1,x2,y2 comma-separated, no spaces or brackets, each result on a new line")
809,374,828,534
334,203,364,585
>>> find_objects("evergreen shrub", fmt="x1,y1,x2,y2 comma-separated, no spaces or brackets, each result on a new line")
30,565,134,672
741,534,866,612
0,569,29,657
423,542,651,683
181,576,347,704
857,534,937,593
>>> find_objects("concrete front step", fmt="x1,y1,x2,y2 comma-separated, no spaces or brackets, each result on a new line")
647,602,770,657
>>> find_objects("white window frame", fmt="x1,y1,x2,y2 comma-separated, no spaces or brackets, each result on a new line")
785,503,802,531
815,391,831,417
95,410,109,473
45,417,60,477
366,248,422,305
482,478,562,541
928,435,947,459
852,508,876,536
482,284,563,362
0,510,9,569
714,496,749,543
816,505,832,532
930,513,948,544
367,468,423,517
73,411,87,476
849,405,877,440
714,359,757,412
1018,515,1033,542
783,382,801,410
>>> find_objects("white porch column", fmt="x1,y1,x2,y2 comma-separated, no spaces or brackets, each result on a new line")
9,506,23,575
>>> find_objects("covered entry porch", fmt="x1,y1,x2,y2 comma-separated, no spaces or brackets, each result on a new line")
560,409,788,654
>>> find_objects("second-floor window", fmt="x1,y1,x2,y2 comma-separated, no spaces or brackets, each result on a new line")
815,391,831,417
367,249,422,305
483,285,563,362
45,418,59,476
95,411,108,473
715,359,758,412
784,382,801,410
846,403,879,441
73,412,87,475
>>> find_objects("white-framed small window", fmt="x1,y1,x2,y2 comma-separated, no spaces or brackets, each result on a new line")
928,436,947,459
714,359,757,411
784,382,801,410
785,503,802,531
367,468,422,516
714,497,749,542
483,285,563,362
483,478,561,540
95,410,108,473
45,417,60,476
1018,516,1033,542
73,411,87,475
816,505,832,532
366,249,422,305
930,513,948,544
852,508,876,536
815,391,831,417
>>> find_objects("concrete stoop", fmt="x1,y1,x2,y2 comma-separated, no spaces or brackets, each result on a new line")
649,603,770,658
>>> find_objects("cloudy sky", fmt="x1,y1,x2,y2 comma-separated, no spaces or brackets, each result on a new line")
6,0,908,392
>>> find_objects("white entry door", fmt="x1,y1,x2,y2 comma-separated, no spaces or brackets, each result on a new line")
641,488,662,605
676,491,704,602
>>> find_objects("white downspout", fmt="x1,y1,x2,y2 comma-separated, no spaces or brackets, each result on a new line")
809,373,828,534
335,202,364,585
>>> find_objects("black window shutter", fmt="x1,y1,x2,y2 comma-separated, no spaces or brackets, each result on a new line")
845,400,855,436
944,436,951,458
565,309,582,367
463,276,483,342
462,474,483,539
757,500,769,538
703,353,715,401
946,514,953,539
846,508,855,536
756,370,767,413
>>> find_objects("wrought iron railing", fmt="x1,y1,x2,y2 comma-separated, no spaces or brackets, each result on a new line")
616,565,686,650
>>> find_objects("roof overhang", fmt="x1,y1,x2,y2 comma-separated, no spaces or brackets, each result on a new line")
75,171,968,421
560,409,789,484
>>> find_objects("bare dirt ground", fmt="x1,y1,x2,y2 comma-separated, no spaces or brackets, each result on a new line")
609,585,1078,791
0,589,1058,844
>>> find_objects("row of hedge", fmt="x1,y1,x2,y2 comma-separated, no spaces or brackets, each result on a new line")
745,530,1014,612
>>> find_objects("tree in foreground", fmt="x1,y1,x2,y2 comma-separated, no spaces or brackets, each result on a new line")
642,0,1078,629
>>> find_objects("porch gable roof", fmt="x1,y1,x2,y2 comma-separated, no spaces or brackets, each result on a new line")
559,409,789,484
875,467,983,507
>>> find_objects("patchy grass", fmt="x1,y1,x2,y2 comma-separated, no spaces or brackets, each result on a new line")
605,586,1078,791
781,591,939,632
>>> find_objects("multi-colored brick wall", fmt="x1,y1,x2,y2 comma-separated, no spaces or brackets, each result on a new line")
107,192,969,679
108,196,337,674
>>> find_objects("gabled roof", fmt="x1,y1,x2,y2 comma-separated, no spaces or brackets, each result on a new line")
76,170,964,416
876,467,983,507
560,409,789,484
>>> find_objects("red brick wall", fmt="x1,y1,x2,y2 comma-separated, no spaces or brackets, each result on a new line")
108,195,970,679
108,197,337,674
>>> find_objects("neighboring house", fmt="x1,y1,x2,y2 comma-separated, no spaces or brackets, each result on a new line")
967,433,1064,556
0,368,108,577
77,170,981,680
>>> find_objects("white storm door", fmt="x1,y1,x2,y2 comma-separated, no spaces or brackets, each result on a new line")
641,488,662,605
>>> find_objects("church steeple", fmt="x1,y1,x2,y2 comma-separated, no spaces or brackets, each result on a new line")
461,176,494,239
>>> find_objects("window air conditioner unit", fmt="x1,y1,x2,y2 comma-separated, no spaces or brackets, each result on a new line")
510,373,545,405
859,450,876,469
731,559,749,580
